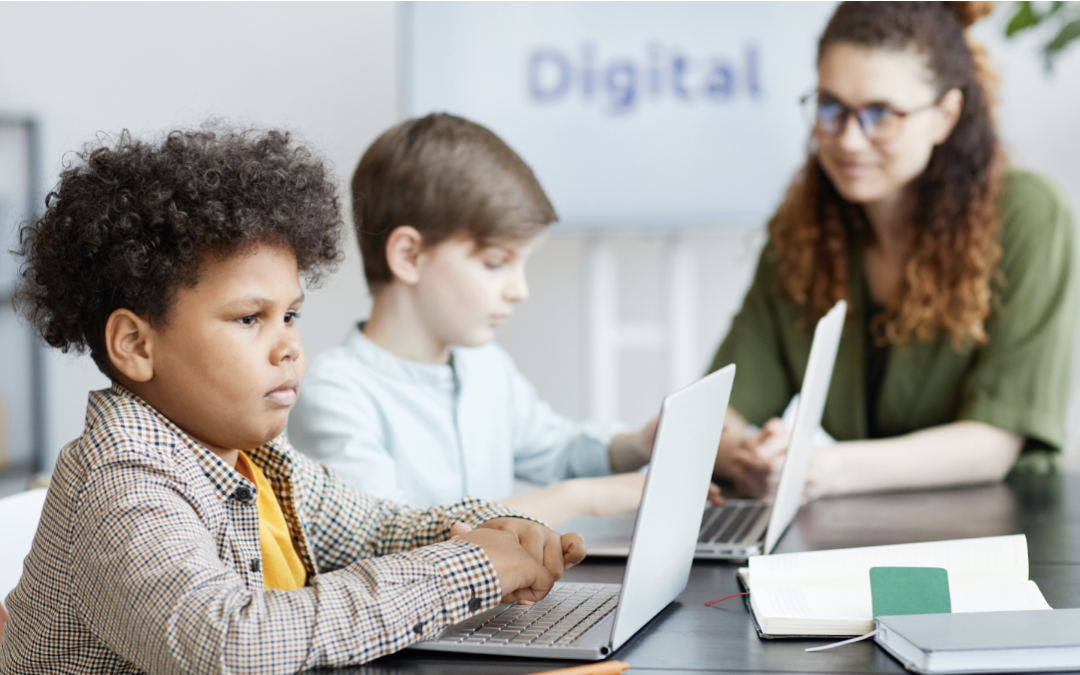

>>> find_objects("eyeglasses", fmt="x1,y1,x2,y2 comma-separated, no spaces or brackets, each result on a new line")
799,90,941,142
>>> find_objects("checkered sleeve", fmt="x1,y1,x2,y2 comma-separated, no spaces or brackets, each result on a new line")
70,449,504,674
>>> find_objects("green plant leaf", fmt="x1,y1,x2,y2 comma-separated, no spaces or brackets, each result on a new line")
1006,1,1041,36
1042,17,1080,71
1045,16,1080,54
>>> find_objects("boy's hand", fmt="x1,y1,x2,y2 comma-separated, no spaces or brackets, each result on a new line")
608,416,659,474
637,416,659,460
707,481,726,507
450,525,555,604
452,519,586,586
476,518,587,577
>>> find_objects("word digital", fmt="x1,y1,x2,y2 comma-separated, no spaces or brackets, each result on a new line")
526,44,762,115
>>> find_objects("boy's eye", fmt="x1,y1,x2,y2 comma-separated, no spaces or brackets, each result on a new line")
484,261,505,270
238,315,257,326
285,311,301,324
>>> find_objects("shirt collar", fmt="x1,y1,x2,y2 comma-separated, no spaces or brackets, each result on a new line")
99,382,290,504
344,322,458,389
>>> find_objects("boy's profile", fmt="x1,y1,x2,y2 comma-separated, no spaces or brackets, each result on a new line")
0,125,583,674
289,114,719,525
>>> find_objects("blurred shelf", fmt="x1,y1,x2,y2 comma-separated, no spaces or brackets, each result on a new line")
0,116,45,475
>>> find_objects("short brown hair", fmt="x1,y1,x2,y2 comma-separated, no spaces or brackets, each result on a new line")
352,113,557,289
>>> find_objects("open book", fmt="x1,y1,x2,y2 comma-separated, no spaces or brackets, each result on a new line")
738,535,1051,637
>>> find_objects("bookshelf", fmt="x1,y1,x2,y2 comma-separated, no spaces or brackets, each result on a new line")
0,116,45,475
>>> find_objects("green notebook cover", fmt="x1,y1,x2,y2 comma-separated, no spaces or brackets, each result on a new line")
870,567,951,618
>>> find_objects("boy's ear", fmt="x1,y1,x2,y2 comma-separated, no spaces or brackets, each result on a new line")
104,309,155,383
384,225,425,285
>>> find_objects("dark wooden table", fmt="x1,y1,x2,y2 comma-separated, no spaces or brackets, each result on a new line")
321,473,1080,674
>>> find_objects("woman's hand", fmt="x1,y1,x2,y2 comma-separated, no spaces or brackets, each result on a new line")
720,418,790,498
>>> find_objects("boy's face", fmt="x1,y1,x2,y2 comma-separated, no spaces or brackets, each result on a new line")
413,234,541,349
139,243,305,455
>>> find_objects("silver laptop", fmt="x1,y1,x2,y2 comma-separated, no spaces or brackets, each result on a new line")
411,364,736,660
566,299,846,560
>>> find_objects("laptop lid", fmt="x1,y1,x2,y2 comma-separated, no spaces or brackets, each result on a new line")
761,300,846,555
609,364,735,650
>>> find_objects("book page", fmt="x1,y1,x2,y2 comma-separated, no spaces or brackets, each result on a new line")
753,584,870,622
748,535,1028,588
950,580,1052,612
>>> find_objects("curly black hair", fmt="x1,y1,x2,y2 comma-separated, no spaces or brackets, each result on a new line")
13,125,344,376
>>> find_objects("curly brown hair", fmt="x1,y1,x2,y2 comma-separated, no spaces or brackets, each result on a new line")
13,125,344,376
771,1,1003,349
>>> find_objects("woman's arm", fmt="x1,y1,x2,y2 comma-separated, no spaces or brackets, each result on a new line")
807,421,1023,498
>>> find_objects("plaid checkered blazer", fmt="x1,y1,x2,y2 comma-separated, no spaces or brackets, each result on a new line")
0,385,519,674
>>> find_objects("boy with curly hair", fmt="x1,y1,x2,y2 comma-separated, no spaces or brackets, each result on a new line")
288,113,676,525
0,126,584,675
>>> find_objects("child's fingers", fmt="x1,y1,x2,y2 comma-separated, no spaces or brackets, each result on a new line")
541,534,564,580
519,531,546,570
507,555,555,605
707,482,726,507
561,532,586,567
448,522,473,539
528,564,555,602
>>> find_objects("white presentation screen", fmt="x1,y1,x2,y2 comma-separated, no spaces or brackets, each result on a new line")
406,2,836,230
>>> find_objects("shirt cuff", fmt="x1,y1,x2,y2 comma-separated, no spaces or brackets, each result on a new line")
572,421,623,477
407,539,504,636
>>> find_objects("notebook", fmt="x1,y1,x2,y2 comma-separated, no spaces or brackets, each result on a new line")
739,534,1051,638
410,364,735,660
563,299,847,560
875,609,1080,674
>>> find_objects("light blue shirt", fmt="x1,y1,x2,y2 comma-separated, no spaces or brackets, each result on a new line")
288,325,618,508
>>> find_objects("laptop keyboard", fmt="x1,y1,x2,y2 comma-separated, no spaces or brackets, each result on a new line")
431,583,620,648
698,502,768,544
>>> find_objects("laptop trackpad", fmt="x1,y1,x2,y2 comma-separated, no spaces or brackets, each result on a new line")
560,512,636,557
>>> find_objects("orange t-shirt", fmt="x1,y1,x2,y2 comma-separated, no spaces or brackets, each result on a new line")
234,452,308,590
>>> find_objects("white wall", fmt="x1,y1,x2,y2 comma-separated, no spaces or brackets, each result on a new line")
0,2,398,466
0,2,1077,470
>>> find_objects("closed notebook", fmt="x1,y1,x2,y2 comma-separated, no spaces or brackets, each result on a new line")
875,609,1080,674
737,535,1050,637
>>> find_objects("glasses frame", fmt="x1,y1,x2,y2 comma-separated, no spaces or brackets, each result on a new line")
799,89,943,142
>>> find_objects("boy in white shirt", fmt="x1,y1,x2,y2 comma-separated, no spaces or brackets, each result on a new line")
289,114,692,524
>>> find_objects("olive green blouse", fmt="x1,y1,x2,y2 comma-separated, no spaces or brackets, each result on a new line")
709,170,1077,463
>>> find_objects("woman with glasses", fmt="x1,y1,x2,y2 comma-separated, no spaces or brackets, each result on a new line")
709,1,1076,499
